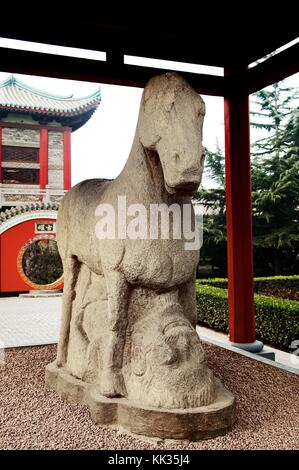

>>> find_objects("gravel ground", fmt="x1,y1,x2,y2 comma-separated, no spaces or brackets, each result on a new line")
0,344,298,450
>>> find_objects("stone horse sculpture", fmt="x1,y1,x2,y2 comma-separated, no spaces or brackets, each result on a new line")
46,73,234,440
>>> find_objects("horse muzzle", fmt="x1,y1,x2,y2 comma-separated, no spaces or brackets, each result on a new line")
165,180,200,195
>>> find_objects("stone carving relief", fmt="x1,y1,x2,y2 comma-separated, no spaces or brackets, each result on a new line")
46,73,234,440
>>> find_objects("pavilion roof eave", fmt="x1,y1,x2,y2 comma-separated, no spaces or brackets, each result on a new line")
0,106,97,132
246,43,299,95
0,47,229,96
0,17,297,68
0,76,101,116
0,34,297,96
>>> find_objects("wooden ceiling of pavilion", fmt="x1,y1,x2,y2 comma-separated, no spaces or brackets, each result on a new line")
0,14,297,95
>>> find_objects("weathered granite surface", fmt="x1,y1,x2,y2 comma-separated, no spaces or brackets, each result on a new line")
46,72,235,439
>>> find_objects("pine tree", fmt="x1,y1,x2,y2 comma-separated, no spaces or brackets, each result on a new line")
196,81,299,276
251,84,299,274
195,145,227,275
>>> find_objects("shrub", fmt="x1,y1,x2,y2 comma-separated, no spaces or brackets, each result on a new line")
197,277,229,289
196,275,299,300
253,276,299,300
196,282,299,351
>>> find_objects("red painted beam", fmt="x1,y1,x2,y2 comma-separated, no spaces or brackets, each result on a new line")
0,121,71,132
39,128,48,190
63,129,71,190
224,68,255,344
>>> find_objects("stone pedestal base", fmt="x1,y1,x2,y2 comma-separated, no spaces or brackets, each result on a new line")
45,361,235,441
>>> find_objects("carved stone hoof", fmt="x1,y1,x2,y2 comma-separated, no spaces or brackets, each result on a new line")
100,370,127,398
45,361,235,440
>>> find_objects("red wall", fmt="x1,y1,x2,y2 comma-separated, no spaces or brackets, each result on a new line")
0,218,63,292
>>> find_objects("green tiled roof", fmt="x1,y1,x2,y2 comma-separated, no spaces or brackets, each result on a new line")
0,76,101,131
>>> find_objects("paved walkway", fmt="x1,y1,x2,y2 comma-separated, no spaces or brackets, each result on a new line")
0,296,298,374
197,325,299,373
0,297,61,348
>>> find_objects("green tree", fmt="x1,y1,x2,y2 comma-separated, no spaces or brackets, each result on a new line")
195,144,227,276
196,82,299,276
251,84,299,274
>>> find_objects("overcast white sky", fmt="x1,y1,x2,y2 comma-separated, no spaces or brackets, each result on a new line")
0,37,297,189
0,70,226,187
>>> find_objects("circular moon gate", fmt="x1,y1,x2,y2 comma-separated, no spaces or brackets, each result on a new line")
17,236,63,290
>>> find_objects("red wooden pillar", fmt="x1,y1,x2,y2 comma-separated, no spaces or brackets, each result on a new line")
0,126,1,292
0,126,2,183
63,129,71,190
224,67,262,350
39,128,48,189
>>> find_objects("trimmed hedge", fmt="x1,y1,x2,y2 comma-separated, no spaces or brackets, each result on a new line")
196,282,299,351
253,276,299,300
197,278,229,288
196,275,299,300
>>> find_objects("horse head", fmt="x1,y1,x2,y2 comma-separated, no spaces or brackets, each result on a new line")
137,72,205,195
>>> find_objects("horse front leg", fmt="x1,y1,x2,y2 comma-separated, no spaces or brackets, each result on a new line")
56,255,80,367
101,270,130,397
179,273,198,328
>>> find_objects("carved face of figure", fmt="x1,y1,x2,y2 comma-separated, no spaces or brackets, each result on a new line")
126,303,215,409
138,73,206,195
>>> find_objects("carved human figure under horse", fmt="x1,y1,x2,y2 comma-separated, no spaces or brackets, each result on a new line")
49,73,233,417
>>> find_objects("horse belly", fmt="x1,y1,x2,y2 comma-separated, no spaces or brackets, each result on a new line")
122,241,198,288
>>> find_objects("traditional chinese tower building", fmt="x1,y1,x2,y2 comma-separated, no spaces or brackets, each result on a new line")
0,76,101,293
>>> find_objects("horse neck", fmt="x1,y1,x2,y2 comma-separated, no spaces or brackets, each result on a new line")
120,136,166,200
